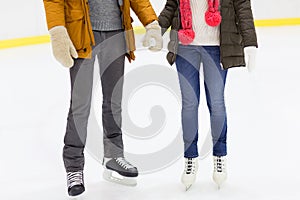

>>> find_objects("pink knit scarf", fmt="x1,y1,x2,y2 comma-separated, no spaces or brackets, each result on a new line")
178,0,222,45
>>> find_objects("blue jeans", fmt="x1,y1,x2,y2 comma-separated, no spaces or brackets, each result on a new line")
176,45,228,158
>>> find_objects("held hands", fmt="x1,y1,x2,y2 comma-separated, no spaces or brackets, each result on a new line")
49,26,78,68
244,46,257,72
143,21,163,51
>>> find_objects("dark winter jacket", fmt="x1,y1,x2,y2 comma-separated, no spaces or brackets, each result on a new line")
158,0,258,69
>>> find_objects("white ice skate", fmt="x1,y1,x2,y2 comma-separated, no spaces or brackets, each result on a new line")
103,157,138,187
213,156,227,189
181,157,198,191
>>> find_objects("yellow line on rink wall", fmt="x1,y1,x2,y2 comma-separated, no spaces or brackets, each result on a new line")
254,18,300,27
0,18,300,50
0,35,50,50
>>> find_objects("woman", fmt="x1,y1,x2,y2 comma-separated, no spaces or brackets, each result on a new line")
158,0,258,190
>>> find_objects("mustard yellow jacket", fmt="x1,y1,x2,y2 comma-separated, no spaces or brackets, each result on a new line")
43,0,158,60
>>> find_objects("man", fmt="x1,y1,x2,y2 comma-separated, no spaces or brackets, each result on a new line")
43,0,162,197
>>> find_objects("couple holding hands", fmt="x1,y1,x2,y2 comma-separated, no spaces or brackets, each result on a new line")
43,0,257,197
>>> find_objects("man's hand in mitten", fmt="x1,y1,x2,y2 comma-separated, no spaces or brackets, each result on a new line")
142,21,163,52
49,26,78,68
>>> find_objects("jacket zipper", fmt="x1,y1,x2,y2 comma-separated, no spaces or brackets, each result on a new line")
82,0,94,48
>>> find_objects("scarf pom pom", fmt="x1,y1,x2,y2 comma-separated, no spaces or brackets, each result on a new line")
178,29,195,45
205,10,222,27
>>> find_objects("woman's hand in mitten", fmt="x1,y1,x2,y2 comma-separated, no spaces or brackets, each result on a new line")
244,46,257,72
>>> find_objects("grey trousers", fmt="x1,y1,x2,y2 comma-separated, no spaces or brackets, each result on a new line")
63,30,126,172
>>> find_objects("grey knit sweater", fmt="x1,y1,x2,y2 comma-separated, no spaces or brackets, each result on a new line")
89,0,123,31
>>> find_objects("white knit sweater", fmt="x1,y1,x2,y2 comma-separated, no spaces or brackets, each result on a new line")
190,0,220,46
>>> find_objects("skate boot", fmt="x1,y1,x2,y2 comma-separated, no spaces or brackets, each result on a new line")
213,156,227,189
181,157,198,191
103,157,138,186
67,171,85,198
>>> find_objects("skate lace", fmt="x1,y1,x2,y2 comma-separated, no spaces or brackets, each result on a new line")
115,158,135,170
67,171,84,188
214,156,225,173
184,158,196,175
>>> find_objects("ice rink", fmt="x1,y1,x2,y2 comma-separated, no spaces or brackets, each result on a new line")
1,26,300,200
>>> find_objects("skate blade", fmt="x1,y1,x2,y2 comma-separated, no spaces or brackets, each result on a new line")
214,179,225,190
103,170,137,187
184,185,192,191
214,181,223,190
68,193,85,200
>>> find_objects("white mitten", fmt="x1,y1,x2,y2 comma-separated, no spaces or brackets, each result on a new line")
49,26,78,68
142,21,163,51
244,46,257,72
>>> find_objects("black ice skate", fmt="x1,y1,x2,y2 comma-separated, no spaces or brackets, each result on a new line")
67,171,85,198
103,157,138,186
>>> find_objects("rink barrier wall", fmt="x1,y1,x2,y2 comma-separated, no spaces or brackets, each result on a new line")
1,18,300,50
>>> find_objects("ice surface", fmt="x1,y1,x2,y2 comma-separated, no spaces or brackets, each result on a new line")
0,26,300,200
